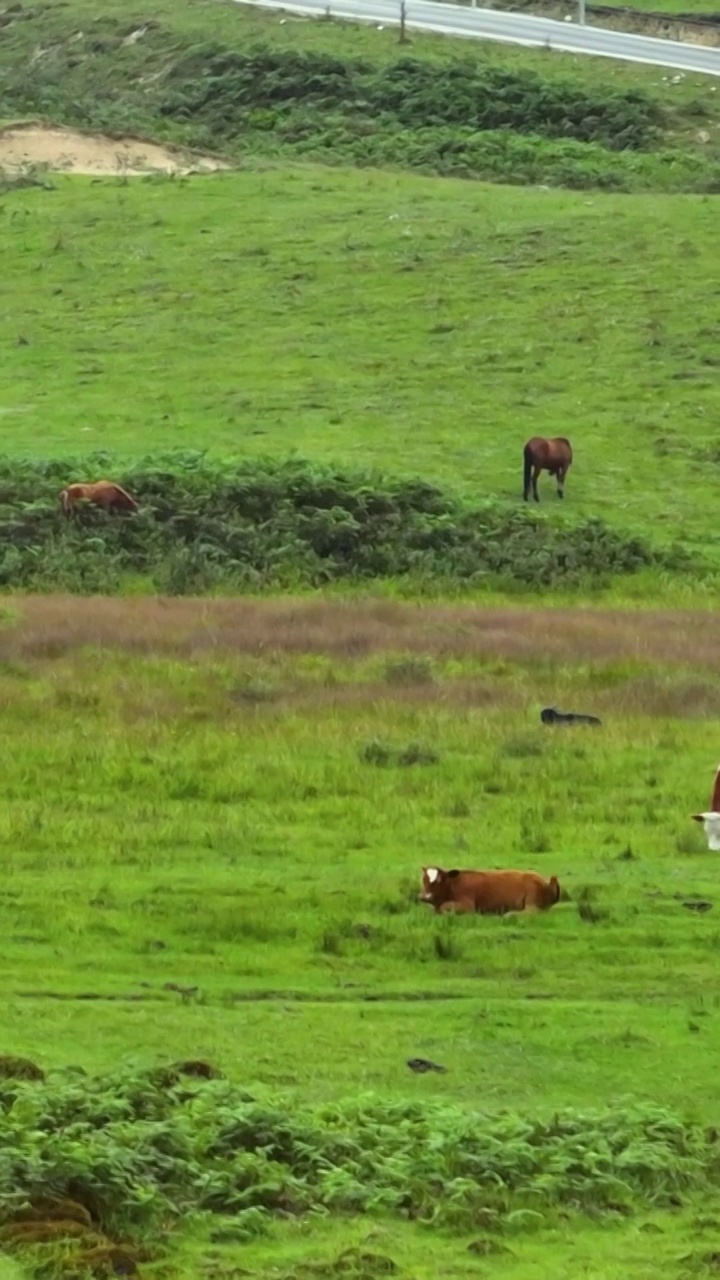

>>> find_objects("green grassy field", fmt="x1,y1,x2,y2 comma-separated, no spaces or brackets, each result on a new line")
3,1,720,1276
2,599,720,1278
2,169,719,585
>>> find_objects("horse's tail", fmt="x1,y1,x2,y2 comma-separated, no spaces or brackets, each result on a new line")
523,442,533,500
549,875,561,905
59,487,71,516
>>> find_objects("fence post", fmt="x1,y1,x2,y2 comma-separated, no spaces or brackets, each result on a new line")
399,0,408,41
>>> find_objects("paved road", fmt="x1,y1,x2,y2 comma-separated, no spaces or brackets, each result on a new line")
235,0,720,74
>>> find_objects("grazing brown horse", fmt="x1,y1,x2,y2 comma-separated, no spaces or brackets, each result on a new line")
59,480,139,517
523,437,573,503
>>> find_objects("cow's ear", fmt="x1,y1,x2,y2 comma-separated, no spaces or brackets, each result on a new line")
447,869,461,879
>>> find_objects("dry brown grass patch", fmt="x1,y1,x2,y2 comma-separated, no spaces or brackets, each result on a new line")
1,596,720,670
593,676,720,718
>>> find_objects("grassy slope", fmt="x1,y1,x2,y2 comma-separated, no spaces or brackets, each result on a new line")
2,170,719,576
7,0,720,73
2,0,720,159
2,602,720,1275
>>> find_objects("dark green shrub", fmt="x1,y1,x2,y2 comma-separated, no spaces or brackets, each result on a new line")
159,48,663,150
0,451,691,594
0,1065,716,1248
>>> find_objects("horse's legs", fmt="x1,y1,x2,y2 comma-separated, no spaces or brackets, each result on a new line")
556,466,566,500
532,466,540,502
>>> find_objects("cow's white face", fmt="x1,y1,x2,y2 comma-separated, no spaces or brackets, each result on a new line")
693,813,720,851
419,866,441,902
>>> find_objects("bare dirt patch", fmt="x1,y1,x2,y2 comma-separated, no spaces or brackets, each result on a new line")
0,123,229,176
2,596,720,671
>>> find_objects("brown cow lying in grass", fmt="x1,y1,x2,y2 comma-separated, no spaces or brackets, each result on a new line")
419,865,561,915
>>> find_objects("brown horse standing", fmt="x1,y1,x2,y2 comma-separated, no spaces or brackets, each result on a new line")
523,437,573,503
59,480,139,517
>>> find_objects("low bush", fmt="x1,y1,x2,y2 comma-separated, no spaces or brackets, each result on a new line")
0,1065,717,1252
0,452,689,593
274,119,719,192
159,48,664,150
